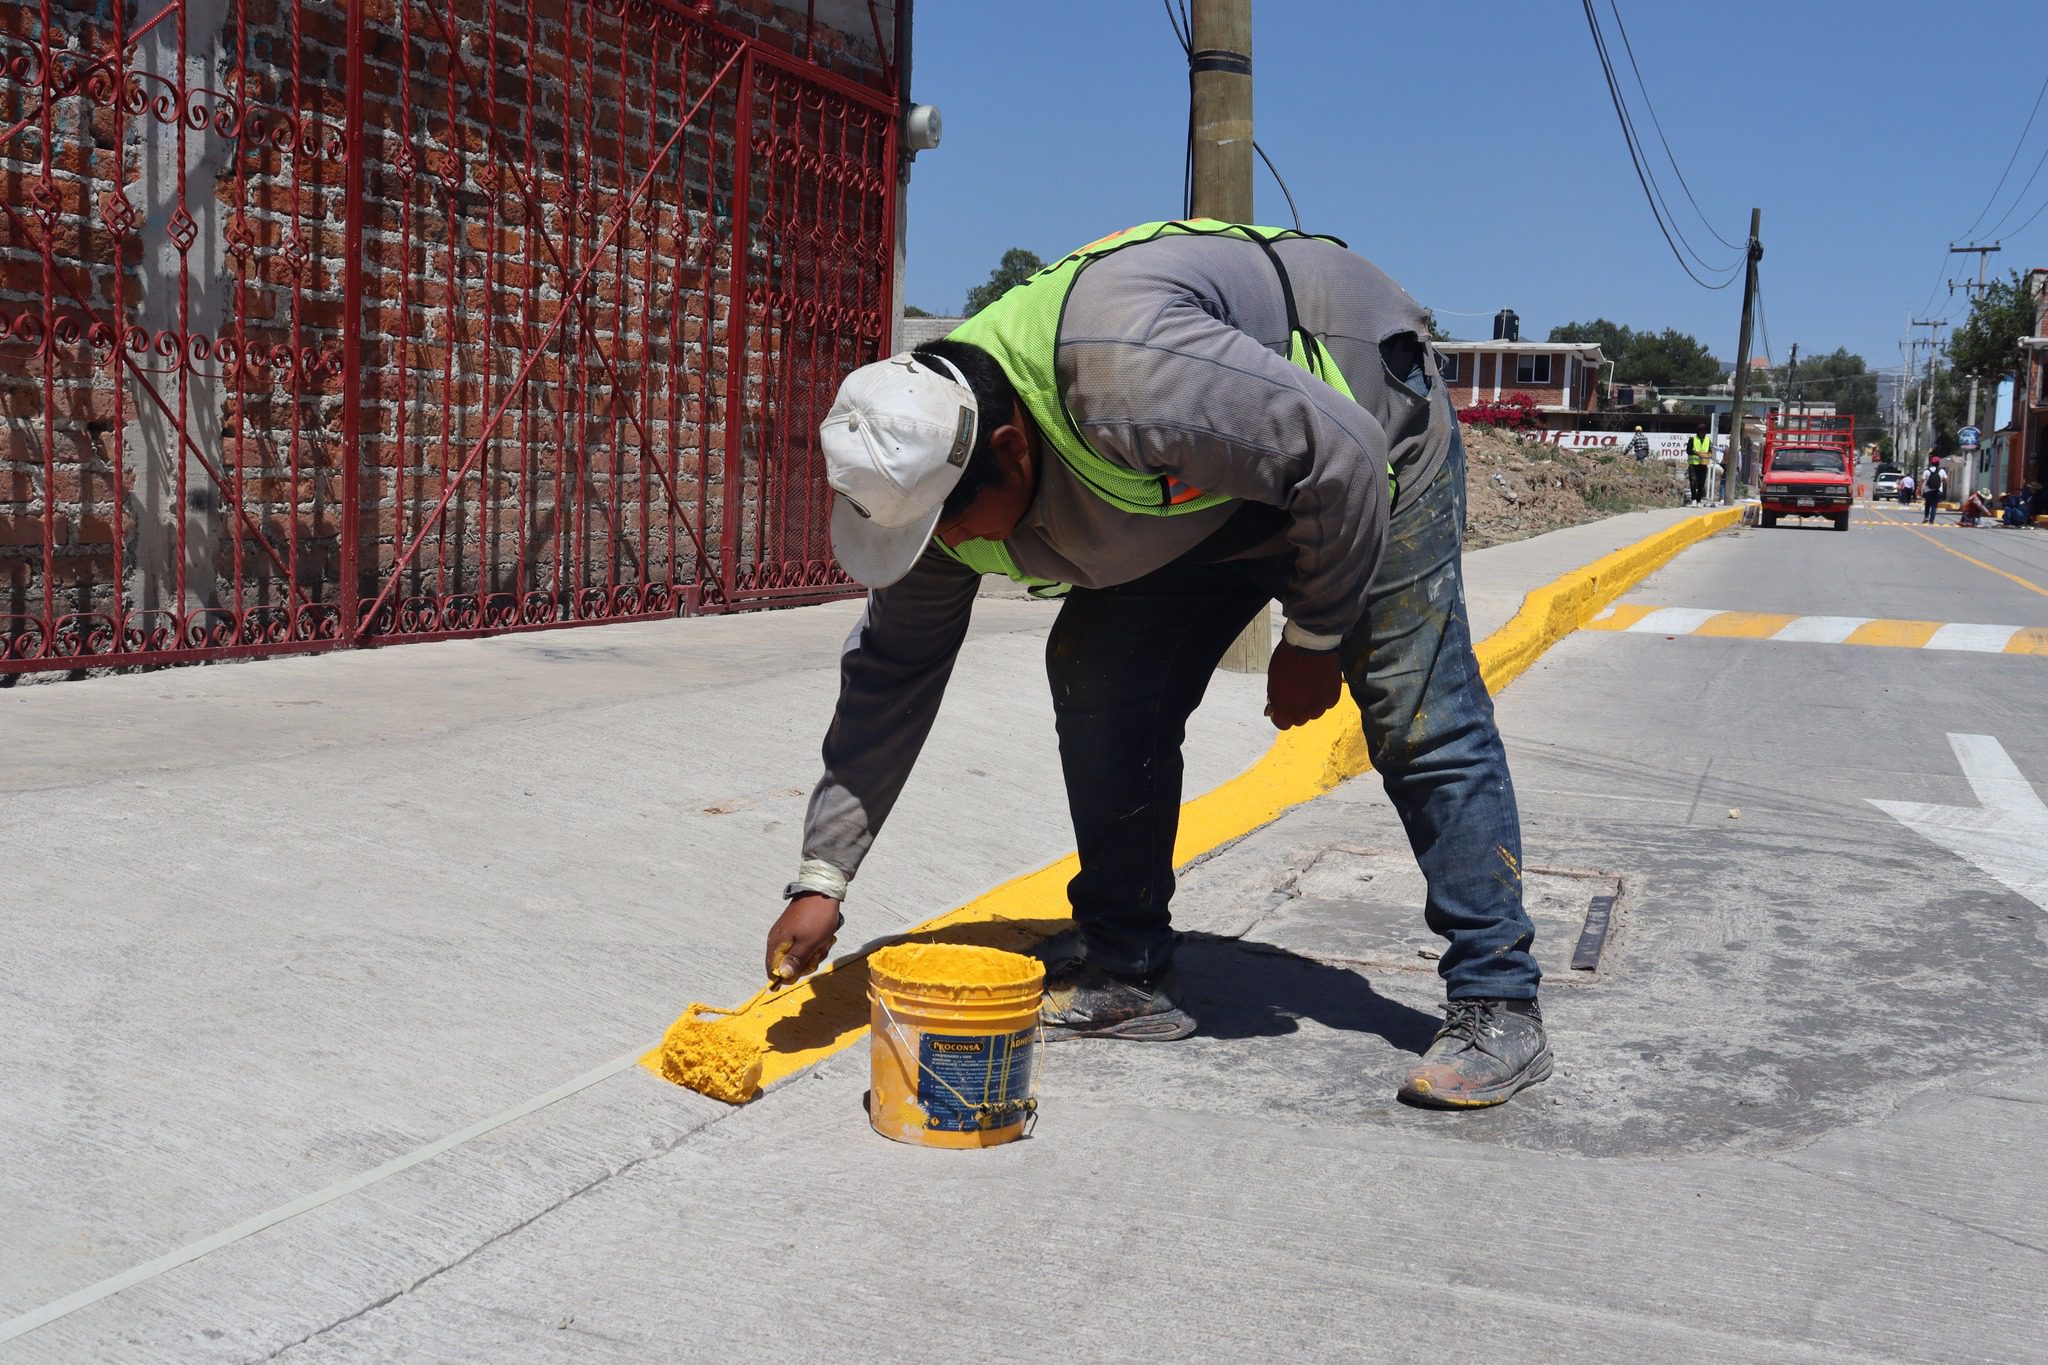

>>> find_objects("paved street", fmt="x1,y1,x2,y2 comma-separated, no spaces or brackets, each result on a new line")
5,502,2047,1362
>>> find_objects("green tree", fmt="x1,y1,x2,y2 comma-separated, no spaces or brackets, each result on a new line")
1627,329,1723,389
1549,318,1721,389
1947,271,2037,396
1776,347,1881,437
963,248,1045,317
903,304,932,318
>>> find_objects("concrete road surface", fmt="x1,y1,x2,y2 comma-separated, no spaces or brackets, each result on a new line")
6,504,2047,1362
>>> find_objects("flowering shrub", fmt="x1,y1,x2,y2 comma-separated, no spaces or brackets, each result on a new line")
1457,391,1540,430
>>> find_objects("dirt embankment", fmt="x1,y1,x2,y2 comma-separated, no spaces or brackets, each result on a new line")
1459,425,1682,550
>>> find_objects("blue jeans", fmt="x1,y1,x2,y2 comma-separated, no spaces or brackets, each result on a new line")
1046,428,1539,1000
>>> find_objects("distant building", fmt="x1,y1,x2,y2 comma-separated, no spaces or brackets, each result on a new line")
1433,340,1608,428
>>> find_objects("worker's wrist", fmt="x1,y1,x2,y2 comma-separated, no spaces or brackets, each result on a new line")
783,858,849,904
1280,620,1344,653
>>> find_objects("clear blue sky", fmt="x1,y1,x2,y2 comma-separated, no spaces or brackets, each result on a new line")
899,1,2048,378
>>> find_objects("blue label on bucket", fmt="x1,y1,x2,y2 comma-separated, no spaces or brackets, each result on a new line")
917,1028,1036,1132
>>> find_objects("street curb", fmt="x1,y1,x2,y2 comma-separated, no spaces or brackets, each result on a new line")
644,504,1745,1097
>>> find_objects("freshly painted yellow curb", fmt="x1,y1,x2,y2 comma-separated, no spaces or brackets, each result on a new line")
643,504,1743,1095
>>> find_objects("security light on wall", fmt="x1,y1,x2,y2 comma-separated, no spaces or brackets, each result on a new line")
904,104,942,154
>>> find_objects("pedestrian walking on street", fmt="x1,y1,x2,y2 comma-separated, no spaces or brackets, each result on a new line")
1626,425,1651,463
1899,471,1915,506
1686,423,1711,505
1922,458,1946,524
769,220,1550,1109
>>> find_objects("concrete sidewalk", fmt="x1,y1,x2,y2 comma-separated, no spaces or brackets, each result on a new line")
0,505,1810,1362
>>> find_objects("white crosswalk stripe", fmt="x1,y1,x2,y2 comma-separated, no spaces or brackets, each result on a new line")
1628,607,1723,635
1771,615,1873,644
1926,623,2023,652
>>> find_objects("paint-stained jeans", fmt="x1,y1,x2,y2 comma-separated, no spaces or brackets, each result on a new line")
1045,427,1540,1000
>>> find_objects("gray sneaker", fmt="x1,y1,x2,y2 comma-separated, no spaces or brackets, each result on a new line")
1397,998,1552,1108
1040,959,1196,1041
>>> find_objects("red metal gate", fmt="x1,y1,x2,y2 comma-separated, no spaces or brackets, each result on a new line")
0,0,893,673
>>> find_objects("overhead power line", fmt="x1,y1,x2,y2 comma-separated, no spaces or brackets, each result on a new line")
2007,186,2048,240
1983,135,2048,240
1580,0,1742,290
1957,70,2048,241
1603,1,1742,252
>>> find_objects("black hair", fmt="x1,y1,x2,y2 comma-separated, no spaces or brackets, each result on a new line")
913,339,1018,518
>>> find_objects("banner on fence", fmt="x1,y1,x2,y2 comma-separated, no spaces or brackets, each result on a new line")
1526,430,1729,461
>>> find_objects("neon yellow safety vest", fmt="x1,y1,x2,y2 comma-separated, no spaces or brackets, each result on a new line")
1688,435,1711,466
938,219,1375,590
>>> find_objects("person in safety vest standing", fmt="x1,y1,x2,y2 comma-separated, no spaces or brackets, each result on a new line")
1686,423,1712,506
764,221,1550,1108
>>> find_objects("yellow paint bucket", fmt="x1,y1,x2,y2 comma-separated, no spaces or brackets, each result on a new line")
866,943,1044,1148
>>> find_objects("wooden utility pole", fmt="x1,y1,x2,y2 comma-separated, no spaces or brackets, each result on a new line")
1194,0,1267,672
1723,208,1762,501
1782,342,1798,414
1189,0,1253,224
1948,242,2001,299
1911,319,1947,456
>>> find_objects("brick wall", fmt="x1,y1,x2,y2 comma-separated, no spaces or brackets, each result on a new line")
0,0,895,667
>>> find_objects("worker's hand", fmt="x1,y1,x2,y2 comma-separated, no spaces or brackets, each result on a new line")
1265,640,1343,730
765,893,843,984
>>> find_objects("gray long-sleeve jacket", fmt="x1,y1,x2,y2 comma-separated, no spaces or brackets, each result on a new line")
795,231,1454,895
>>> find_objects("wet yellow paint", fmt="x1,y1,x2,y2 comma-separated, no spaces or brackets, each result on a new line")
868,942,1042,990
654,1014,765,1105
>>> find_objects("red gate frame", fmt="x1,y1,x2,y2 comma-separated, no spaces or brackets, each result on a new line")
0,0,896,672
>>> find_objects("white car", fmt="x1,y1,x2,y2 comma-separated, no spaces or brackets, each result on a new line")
1872,467,1903,501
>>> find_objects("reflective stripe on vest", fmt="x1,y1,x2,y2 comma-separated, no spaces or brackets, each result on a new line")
937,219,1372,587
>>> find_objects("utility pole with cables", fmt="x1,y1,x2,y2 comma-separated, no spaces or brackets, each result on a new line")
1783,342,1799,414
1911,319,1947,459
1189,0,1269,673
1723,208,1762,501
1948,242,2001,299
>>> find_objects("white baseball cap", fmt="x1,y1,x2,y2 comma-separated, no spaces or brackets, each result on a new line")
822,351,979,588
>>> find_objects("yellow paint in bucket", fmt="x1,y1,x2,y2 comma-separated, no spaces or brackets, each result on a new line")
866,943,1044,1148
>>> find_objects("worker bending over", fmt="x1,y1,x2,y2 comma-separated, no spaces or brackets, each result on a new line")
767,221,1549,1108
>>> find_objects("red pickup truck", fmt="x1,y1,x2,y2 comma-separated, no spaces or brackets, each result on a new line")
1758,413,1855,532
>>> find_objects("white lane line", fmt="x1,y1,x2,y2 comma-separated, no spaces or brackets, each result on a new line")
0,1049,646,1345
1770,615,1873,644
1871,734,2048,914
1626,607,1723,635
1926,622,2023,652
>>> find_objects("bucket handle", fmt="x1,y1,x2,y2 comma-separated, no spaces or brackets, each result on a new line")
873,990,1042,1137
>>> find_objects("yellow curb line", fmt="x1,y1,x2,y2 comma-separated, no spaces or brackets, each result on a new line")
643,505,1744,1096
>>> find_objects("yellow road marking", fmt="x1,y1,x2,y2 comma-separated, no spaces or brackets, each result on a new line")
1603,606,2047,651
646,512,1748,1097
1897,524,2048,600
1586,602,1660,631
1843,619,1943,648
1696,611,1799,638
